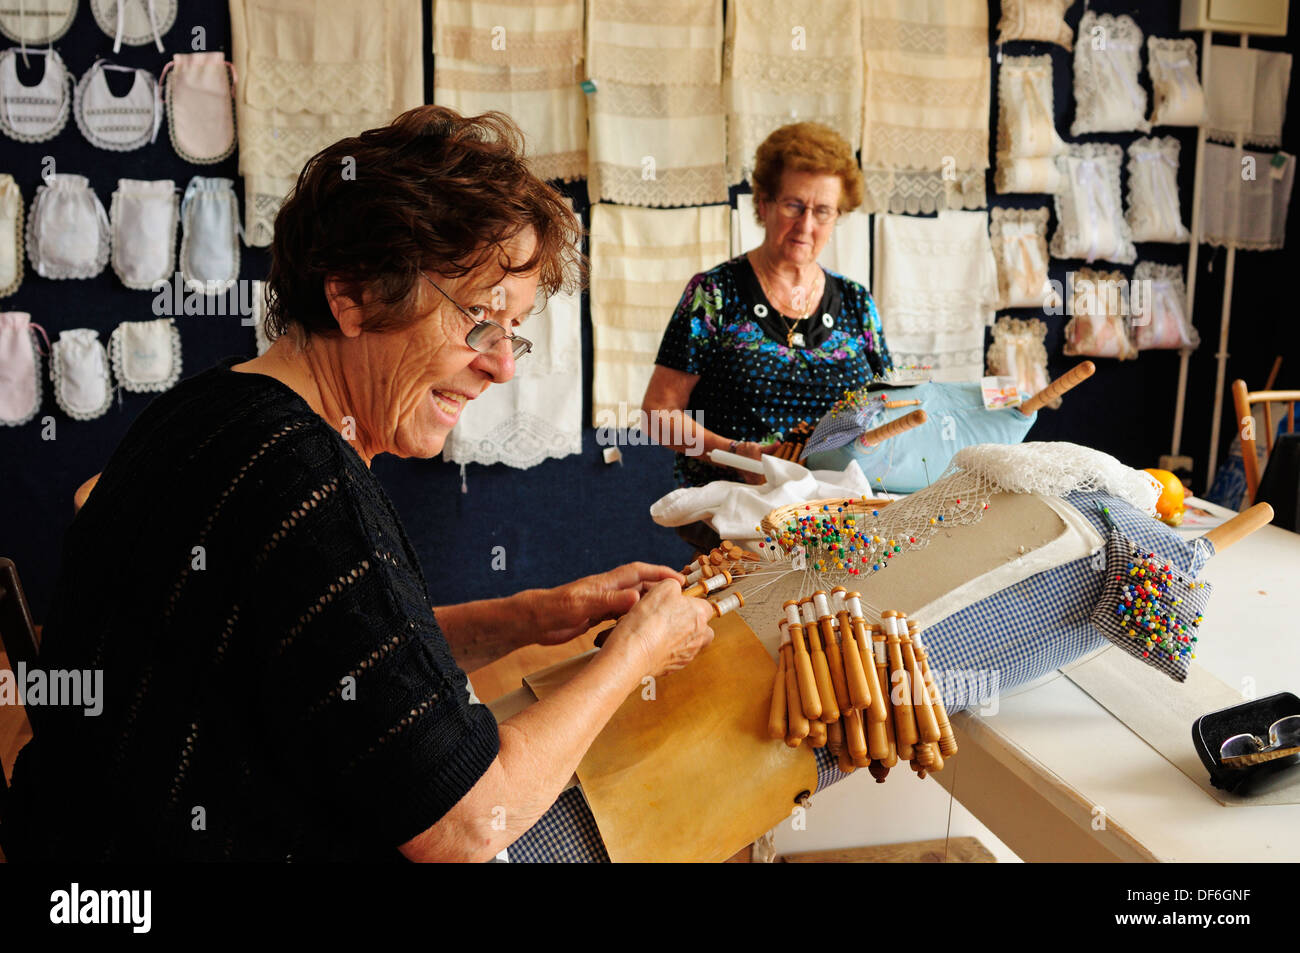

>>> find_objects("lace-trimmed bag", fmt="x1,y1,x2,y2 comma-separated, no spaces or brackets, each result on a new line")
0,310,47,426
1070,11,1149,136
162,52,236,164
0,172,22,296
110,178,176,290
26,173,110,279
986,316,1051,405
73,59,160,151
996,157,1063,194
1051,144,1136,264
179,175,238,293
1147,37,1206,127
990,206,1053,309
997,55,1066,161
50,327,112,420
0,47,71,142
0,0,77,46
1064,267,1137,360
90,0,175,52
1126,137,1189,244
995,0,1073,49
108,317,180,392
1132,262,1198,351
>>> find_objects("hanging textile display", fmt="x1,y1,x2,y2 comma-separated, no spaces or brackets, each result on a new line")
725,0,862,187
230,0,423,246
89,0,175,52
1204,45,1292,149
987,316,1051,405
1200,143,1296,251
731,193,871,289
989,206,1052,309
161,52,236,164
872,210,998,383
434,0,585,185
589,202,729,425
1132,262,1197,351
0,47,72,143
178,176,239,294
73,59,160,152
1070,11,1148,136
26,173,111,280
0,0,76,46
995,0,1073,49
1050,143,1136,265
1126,136,1189,244
860,0,989,213
0,310,45,427
995,54,1065,195
50,327,113,420
109,178,177,290
1063,267,1137,360
0,173,22,297
1147,37,1206,128
108,317,181,393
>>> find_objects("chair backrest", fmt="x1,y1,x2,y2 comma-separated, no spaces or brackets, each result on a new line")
73,473,101,514
1231,381,1300,505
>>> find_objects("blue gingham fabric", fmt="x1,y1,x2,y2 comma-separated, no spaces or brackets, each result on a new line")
508,489,1214,861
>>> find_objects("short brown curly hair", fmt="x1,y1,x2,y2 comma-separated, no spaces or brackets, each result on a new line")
750,122,864,222
264,105,585,341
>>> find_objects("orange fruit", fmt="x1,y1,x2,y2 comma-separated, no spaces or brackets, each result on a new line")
1144,468,1185,526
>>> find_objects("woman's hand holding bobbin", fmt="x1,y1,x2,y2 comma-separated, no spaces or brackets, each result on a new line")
733,439,781,485
604,579,716,678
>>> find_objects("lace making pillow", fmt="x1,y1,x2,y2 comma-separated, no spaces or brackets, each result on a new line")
1070,11,1148,136
73,59,160,151
995,157,1063,194
1126,137,1189,244
996,0,1073,49
1147,37,1206,127
1051,144,1135,264
110,178,177,290
90,0,176,52
990,207,1053,309
1064,267,1136,360
0,47,72,143
1133,262,1197,351
109,317,181,392
50,327,112,420
0,173,22,296
163,52,236,164
0,310,44,426
987,316,1051,405
26,173,110,280
997,54,1066,160
0,0,77,45
179,176,239,293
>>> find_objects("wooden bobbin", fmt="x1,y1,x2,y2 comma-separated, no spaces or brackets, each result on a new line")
814,590,850,716
843,707,869,765
837,745,857,774
847,593,887,725
881,611,918,756
683,568,731,599
807,718,828,749
781,625,809,747
768,639,788,741
708,591,744,617
870,623,898,767
783,600,821,721
868,761,890,783
909,620,957,757
801,599,839,724
832,588,872,711
899,616,940,745
826,716,844,757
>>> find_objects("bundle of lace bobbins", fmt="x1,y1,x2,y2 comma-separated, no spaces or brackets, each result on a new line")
679,541,757,617
768,590,957,781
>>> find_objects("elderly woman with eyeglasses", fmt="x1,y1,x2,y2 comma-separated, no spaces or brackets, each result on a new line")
1,107,715,863
643,122,894,490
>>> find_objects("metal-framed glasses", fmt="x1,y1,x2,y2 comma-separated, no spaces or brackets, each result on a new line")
777,199,840,225
421,273,533,360
1219,715,1300,760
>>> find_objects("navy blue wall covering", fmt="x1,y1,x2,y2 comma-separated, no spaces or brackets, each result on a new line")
2,0,1296,625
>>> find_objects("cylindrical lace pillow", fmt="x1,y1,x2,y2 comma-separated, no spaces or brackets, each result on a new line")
1132,262,1198,351
0,310,44,426
179,175,239,293
162,52,236,164
1147,37,1206,127
110,178,177,290
1126,137,1189,244
0,172,23,296
50,327,113,420
1064,268,1136,360
109,317,181,392
1070,11,1149,135
26,173,111,279
1050,143,1136,264
0,47,72,143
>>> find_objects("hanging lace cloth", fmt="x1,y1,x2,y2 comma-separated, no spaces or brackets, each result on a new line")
1070,11,1148,136
1125,137,1189,243
73,59,160,151
1132,262,1197,351
989,206,1052,309
589,202,730,424
860,0,988,214
1063,267,1137,361
987,317,1051,404
0,172,22,296
1204,45,1292,149
109,178,176,290
26,173,110,279
1147,37,1206,127
0,310,47,426
731,193,871,288
89,0,174,53
725,0,862,187
872,210,998,383
229,0,422,247
1199,143,1296,252
0,46,71,142
995,0,1073,48
50,327,113,420
108,317,181,393
0,0,76,48
434,0,585,184
995,54,1065,195
1051,143,1136,264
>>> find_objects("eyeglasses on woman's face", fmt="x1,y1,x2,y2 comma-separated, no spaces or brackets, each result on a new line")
776,199,840,225
421,273,534,360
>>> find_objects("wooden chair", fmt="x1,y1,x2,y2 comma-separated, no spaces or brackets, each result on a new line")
73,473,100,513
1231,380,1300,505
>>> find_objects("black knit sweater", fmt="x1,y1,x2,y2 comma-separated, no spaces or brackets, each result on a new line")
2,357,500,861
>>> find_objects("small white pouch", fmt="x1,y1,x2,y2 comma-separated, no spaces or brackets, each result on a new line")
90,0,176,52
1070,11,1149,136
110,178,176,289
0,47,72,143
1147,37,1206,127
997,55,1067,160
50,327,113,420
179,175,239,293
1126,137,1189,244
990,206,1053,309
0,0,77,46
0,310,48,426
1064,268,1137,361
109,316,180,392
1132,262,1198,351
73,59,161,151
162,52,236,164
1051,144,1136,264
26,173,111,279
0,172,23,296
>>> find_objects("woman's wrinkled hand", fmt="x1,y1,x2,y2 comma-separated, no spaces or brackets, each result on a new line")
603,578,716,677
525,562,684,646
734,439,781,485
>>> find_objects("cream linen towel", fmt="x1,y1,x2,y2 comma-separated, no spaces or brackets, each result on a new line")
1205,45,1292,149
1199,143,1296,252
587,0,720,86
589,203,729,425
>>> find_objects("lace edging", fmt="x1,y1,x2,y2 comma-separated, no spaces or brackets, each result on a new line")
0,49,72,143
0,324,41,426
1070,11,1150,136
73,64,158,153
90,0,179,46
109,184,179,290
1207,128,1285,149
26,180,112,280
109,318,182,392
0,176,24,297
50,333,114,421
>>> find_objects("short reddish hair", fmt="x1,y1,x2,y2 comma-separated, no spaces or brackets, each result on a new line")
750,122,864,221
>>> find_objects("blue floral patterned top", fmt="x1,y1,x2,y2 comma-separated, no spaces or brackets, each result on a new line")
655,254,893,487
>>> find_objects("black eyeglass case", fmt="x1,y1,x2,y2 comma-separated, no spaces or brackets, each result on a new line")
1192,692,1300,793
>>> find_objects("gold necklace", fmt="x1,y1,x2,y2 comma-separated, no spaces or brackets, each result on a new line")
751,250,822,347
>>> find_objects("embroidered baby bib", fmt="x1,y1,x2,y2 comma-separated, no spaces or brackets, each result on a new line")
73,59,160,151
0,47,71,142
